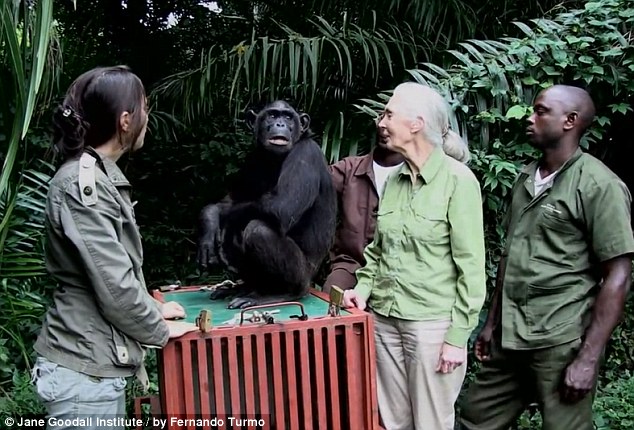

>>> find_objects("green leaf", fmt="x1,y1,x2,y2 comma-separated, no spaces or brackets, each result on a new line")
505,105,528,120
609,103,631,114
521,76,540,85
599,48,623,57
591,66,605,75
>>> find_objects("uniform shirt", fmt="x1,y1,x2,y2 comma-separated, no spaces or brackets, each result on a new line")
354,146,487,348
328,151,381,287
500,148,634,350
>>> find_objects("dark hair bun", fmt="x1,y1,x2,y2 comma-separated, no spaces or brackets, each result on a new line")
52,105,88,159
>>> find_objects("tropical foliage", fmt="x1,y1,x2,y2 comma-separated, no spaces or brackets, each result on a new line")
1,0,634,428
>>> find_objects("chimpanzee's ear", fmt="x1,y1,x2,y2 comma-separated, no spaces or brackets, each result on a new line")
299,113,310,132
245,110,258,131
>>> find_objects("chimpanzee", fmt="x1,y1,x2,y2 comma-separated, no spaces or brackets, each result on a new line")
197,100,337,309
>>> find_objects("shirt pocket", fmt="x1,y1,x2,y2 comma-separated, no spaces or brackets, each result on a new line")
531,211,583,267
406,206,449,244
526,283,580,336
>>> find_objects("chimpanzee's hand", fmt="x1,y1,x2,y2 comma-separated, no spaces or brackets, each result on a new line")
197,228,220,270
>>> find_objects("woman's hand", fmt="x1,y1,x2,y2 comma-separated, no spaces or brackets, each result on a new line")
343,290,367,310
166,320,199,338
161,301,186,320
436,343,467,374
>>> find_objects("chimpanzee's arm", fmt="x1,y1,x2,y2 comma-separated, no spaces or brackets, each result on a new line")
257,141,321,236
197,195,232,269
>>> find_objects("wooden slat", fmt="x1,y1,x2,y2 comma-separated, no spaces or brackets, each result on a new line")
197,340,211,419
242,335,256,420
345,324,364,427
212,337,227,430
363,319,380,429
181,340,196,430
285,330,299,429
298,329,313,429
255,335,270,430
227,336,242,426
326,326,341,430
160,345,181,417
312,329,328,430
270,332,286,428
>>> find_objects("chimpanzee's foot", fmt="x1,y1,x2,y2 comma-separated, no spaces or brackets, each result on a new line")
227,293,259,309
209,281,248,301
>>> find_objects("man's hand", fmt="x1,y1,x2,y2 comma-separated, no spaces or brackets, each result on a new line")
560,356,598,403
166,320,199,338
436,343,466,374
343,290,366,310
161,301,186,320
474,323,495,361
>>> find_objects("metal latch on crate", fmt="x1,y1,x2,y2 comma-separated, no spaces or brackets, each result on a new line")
195,309,213,332
328,285,344,317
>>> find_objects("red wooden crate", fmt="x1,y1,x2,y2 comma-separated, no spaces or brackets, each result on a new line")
149,286,380,430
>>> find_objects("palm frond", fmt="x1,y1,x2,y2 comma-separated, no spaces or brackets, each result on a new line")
0,161,54,279
152,12,421,120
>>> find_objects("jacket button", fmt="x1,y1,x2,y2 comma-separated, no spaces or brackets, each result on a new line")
83,186,93,196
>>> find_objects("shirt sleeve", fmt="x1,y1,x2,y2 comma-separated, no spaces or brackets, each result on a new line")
444,172,488,348
329,159,347,195
60,178,170,347
582,179,634,262
353,229,382,301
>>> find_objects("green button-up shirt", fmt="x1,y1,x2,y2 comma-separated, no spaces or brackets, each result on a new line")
500,148,634,350
354,146,487,348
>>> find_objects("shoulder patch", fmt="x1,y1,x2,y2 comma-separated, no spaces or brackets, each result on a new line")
78,152,98,206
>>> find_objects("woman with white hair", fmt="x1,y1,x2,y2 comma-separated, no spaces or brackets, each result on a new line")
343,82,487,429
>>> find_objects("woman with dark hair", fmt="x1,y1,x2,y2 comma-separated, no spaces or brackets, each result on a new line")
30,66,197,428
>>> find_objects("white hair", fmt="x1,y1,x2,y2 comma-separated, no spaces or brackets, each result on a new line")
391,82,470,163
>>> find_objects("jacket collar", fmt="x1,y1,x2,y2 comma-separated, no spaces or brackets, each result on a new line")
85,148,131,187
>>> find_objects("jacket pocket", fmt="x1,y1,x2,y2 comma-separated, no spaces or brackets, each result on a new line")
109,325,145,369
31,357,59,403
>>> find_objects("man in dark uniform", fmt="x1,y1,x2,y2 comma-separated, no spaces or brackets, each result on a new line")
459,85,634,430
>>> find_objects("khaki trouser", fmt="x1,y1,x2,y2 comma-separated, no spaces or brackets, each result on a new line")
458,335,595,430
373,312,467,430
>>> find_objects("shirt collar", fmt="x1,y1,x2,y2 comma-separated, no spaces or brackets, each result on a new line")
354,151,375,179
520,146,584,178
397,145,445,184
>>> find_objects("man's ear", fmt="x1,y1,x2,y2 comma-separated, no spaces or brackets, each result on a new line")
564,112,578,131
245,109,258,131
299,113,310,132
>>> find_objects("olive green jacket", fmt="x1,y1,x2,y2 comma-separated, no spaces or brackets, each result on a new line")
34,150,169,379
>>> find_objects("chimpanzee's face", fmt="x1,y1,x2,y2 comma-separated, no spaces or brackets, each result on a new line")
247,101,310,154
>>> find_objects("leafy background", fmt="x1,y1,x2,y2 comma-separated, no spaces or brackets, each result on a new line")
1,0,634,428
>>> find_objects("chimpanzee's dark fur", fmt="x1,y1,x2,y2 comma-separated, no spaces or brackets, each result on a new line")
197,100,337,309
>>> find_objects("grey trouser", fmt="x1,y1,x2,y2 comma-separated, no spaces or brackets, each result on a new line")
31,356,127,430
373,313,467,430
